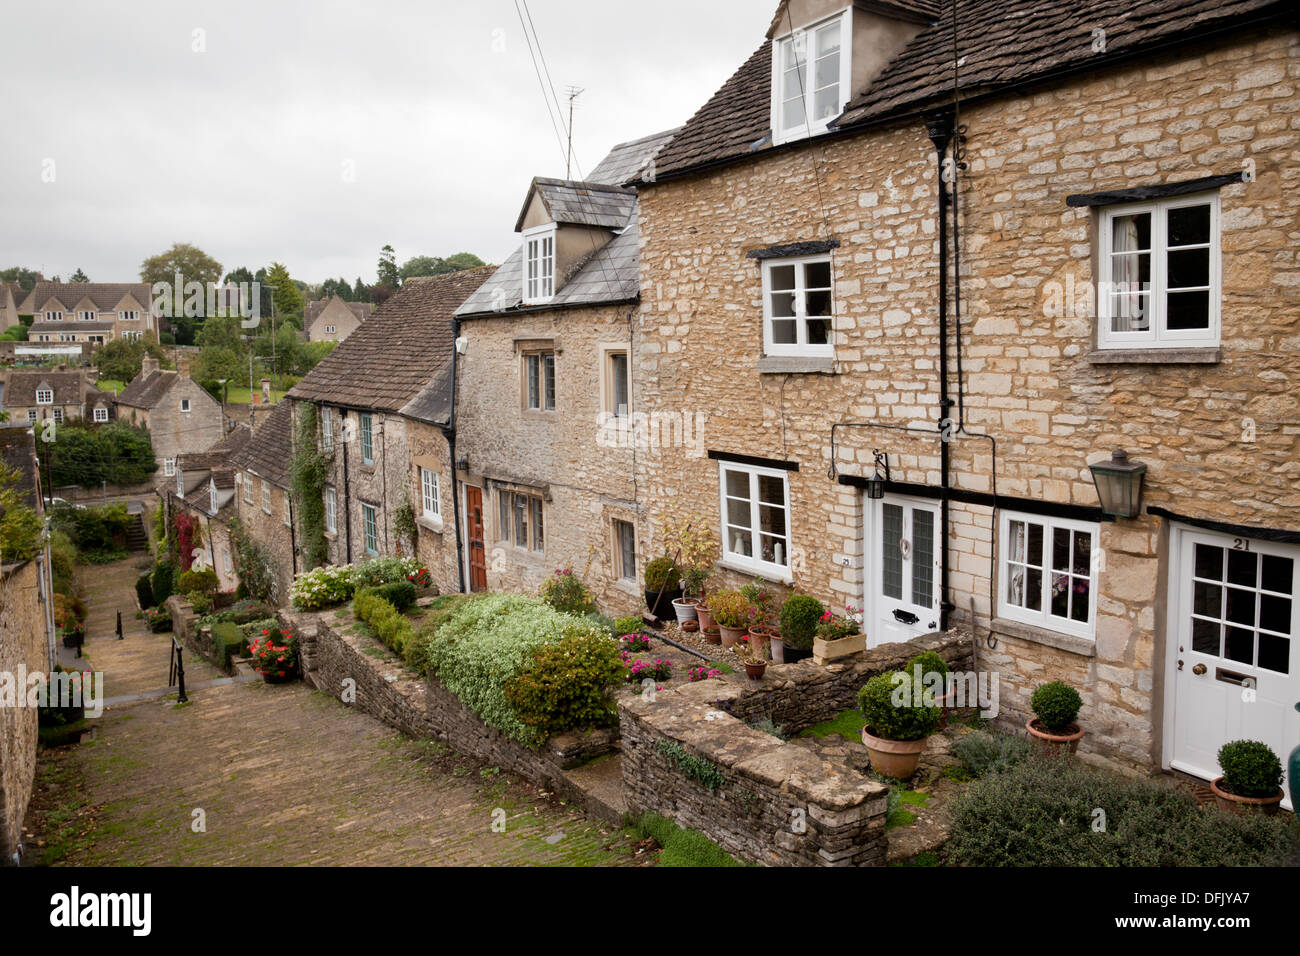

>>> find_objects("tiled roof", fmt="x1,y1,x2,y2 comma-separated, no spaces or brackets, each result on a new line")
650,0,1291,182
587,128,680,186
0,423,41,510
230,402,293,489
305,296,373,326
19,281,154,314
28,321,117,333
287,267,494,414
400,363,453,427
1,370,88,407
116,369,176,408
514,179,637,232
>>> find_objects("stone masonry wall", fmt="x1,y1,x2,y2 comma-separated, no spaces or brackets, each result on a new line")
404,418,461,596
0,561,47,864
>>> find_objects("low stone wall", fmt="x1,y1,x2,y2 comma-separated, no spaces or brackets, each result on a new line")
621,680,890,866
0,561,48,865
281,607,618,809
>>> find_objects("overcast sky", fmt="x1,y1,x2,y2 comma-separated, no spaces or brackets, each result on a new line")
0,0,771,286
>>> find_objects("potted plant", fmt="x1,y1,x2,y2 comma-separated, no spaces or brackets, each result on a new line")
249,625,300,685
643,556,682,619
1026,680,1085,752
709,589,757,648
670,594,699,625
702,623,722,645
735,643,767,680
1211,740,1286,815
778,594,821,665
741,579,781,661
907,650,952,727
857,670,941,779
60,619,85,649
663,509,719,618
813,605,865,663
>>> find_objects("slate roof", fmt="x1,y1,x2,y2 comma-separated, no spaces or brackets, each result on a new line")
1,370,89,407
229,402,293,489
304,296,373,326
28,321,117,334
18,281,154,314
400,363,454,428
116,369,177,408
513,179,637,232
456,131,675,319
288,267,494,414
649,0,1292,182
179,423,252,473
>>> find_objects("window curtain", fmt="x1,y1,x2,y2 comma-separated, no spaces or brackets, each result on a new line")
1111,216,1142,332
1006,521,1027,606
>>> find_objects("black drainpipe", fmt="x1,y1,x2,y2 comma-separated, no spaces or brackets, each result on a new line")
341,409,353,564
926,111,957,631
444,316,467,594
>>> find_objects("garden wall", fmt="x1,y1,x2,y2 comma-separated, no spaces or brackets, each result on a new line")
621,680,890,866
0,560,48,865
281,607,619,816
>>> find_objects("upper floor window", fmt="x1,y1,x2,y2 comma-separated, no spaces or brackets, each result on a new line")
164,458,177,477
35,389,53,405
210,482,219,514
282,489,292,527
180,399,191,413
719,461,791,578
93,407,109,423
771,9,850,146
45,310,63,321
243,472,254,504
360,413,374,465
762,255,834,356
119,310,140,321
77,310,96,322
604,349,629,418
523,225,555,304
52,408,64,423
262,480,272,515
524,351,556,412
998,511,1098,640
320,406,333,453
1098,193,1219,349
176,470,184,496
324,485,337,534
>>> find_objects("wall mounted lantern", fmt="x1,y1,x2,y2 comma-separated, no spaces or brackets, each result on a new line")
865,449,891,500
1089,449,1147,518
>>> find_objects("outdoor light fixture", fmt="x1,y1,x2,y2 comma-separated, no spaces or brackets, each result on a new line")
865,449,891,500
1089,449,1147,518
456,457,470,472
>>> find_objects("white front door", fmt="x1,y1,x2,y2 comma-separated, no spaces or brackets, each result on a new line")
865,494,940,647
1169,527,1300,810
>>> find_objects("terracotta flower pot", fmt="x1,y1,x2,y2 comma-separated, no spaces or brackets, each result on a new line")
744,661,767,680
1026,718,1084,754
1209,776,1285,816
861,726,928,780
718,624,746,648
695,605,716,631
702,625,722,645
681,620,699,633
672,597,699,624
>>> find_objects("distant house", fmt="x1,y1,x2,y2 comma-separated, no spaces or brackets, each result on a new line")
0,368,114,426
0,283,24,332
115,356,224,481
167,424,252,593
304,296,373,344
19,282,159,346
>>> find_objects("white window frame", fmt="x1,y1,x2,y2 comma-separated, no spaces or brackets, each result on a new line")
523,350,556,412
45,310,63,322
360,413,374,465
420,468,441,520
210,482,219,514
180,398,191,413
164,458,177,478
122,330,142,342
243,472,254,505
761,254,835,357
282,489,292,527
26,410,37,423
1097,192,1221,350
119,310,140,321
93,407,108,422
612,518,637,582
320,406,333,453
362,502,378,556
77,310,96,322
52,408,63,424
717,461,792,580
261,480,272,515
522,224,556,305
35,389,53,405
602,346,631,418
324,325,336,335
997,510,1100,640
324,486,337,534
770,7,852,146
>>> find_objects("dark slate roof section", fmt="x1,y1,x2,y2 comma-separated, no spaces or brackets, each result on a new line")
1066,171,1247,206
229,402,293,489
514,179,637,232
651,0,1291,182
746,239,843,259
178,424,251,473
2,370,86,406
588,128,680,186
304,297,373,326
400,363,454,427
28,321,117,333
288,268,494,414
116,370,176,408
19,281,154,313
0,423,41,510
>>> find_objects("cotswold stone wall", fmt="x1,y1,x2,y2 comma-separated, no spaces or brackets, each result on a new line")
404,419,461,596
621,680,889,867
0,561,47,864
634,28,1300,776
456,304,646,616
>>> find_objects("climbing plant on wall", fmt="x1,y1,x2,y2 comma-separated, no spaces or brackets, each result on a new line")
229,516,277,604
290,403,330,572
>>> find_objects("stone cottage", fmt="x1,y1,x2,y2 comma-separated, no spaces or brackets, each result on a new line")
305,295,373,344
228,402,299,602
632,0,1299,803
115,355,224,482
165,423,252,593
452,130,676,609
0,368,114,426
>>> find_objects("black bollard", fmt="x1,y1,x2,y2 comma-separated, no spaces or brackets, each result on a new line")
175,642,188,704
116,609,123,641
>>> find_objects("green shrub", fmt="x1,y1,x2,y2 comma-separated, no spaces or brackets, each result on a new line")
709,589,758,630
779,594,822,650
134,573,154,610
946,756,1300,866
1217,740,1284,798
239,618,278,642
857,671,940,742
151,560,175,604
1030,681,1082,734
644,556,681,593
906,650,949,681
370,579,417,612
210,622,248,671
353,589,417,656
614,615,643,637
144,607,172,633
176,568,218,597
350,556,422,590
504,631,626,737
186,591,212,616
538,568,596,616
584,611,616,638
425,594,609,746
950,729,1033,777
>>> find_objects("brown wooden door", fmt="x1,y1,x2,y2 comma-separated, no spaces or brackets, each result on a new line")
465,485,487,592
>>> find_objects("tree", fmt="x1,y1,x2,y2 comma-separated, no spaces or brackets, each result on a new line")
0,267,41,290
299,340,338,374
252,323,302,377
399,255,446,280
263,262,303,320
444,252,486,271
377,244,399,290
353,277,371,303
37,422,157,488
321,277,353,301
93,336,168,384
0,464,43,562
192,346,245,388
69,267,90,283
140,243,223,346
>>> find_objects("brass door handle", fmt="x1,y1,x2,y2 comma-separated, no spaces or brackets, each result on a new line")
1192,663,1207,676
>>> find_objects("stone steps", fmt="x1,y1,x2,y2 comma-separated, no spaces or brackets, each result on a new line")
562,752,628,825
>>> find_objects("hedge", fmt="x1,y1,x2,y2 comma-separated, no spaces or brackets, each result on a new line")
210,623,248,671
134,573,154,610
353,588,418,656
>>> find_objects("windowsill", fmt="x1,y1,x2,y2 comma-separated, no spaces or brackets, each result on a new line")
717,558,793,586
416,515,444,534
1088,347,1221,365
324,531,337,540
360,463,376,474
521,409,557,421
613,578,640,597
991,617,1096,658
757,356,834,375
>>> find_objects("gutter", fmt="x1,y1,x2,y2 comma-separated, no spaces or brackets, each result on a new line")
444,316,467,594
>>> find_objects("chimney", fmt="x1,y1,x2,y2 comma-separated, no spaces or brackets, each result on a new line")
177,352,192,379
141,355,160,378
261,378,272,404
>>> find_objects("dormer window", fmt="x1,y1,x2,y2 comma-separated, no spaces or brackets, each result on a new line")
771,8,851,146
523,225,556,304
36,389,53,405
78,310,96,321
45,310,63,322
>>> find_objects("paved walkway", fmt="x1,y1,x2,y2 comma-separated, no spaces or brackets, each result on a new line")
33,557,642,866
